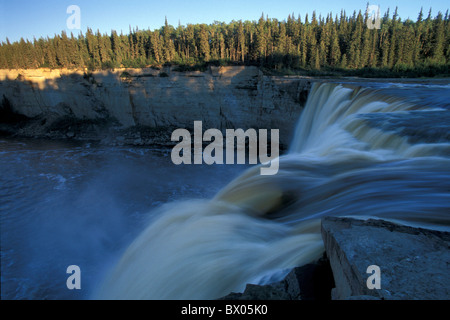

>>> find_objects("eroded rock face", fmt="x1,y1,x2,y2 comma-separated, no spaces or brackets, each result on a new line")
218,256,334,301
321,217,450,300
0,66,311,147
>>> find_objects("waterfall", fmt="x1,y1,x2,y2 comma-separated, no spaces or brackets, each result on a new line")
94,82,450,300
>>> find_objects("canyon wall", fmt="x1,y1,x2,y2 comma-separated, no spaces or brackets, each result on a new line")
0,66,312,148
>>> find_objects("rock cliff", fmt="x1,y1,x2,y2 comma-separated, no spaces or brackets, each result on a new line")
0,66,311,148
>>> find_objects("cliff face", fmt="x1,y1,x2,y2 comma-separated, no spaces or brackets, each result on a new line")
0,66,311,147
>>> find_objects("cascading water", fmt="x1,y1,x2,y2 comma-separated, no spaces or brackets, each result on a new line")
94,82,450,300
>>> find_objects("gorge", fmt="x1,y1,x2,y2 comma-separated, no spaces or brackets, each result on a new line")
1,66,449,300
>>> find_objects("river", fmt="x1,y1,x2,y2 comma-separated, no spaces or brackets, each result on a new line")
1,80,449,300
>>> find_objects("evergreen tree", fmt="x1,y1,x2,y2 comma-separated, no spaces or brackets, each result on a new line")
163,18,176,62
185,24,196,61
218,32,226,60
111,30,123,66
33,37,45,68
347,11,364,68
431,11,445,63
0,43,7,69
255,14,267,63
86,28,100,69
360,26,372,68
379,22,390,68
412,8,424,64
45,37,58,69
445,10,450,62
298,23,307,67
54,34,69,68
329,25,341,66
198,24,210,62
307,24,318,69
237,21,246,62
150,31,162,63
0,7,447,72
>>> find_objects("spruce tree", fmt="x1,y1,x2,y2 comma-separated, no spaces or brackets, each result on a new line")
163,18,176,62
237,21,246,62
0,7,448,72
329,25,341,66
432,11,445,63
86,28,100,69
255,14,267,63
198,24,210,62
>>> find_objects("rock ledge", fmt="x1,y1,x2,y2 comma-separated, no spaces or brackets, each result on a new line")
321,217,450,300
220,217,450,300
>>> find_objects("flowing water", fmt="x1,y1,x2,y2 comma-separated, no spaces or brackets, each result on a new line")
1,81,449,300
0,141,249,299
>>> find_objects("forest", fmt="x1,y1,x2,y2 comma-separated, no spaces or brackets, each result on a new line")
0,7,449,77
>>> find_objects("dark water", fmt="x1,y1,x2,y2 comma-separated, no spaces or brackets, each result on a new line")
1,80,450,300
0,140,248,299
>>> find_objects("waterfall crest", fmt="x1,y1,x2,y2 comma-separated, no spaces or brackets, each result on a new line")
94,82,450,300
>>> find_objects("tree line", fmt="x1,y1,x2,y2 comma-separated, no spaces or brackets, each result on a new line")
0,7,449,73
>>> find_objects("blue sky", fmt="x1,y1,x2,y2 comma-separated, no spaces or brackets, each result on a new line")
0,0,448,43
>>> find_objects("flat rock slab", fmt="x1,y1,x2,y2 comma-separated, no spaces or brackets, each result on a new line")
321,217,450,300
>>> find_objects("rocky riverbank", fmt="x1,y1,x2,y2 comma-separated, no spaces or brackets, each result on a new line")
220,217,450,300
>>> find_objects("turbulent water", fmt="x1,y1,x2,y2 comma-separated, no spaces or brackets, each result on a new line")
1,81,450,300
0,141,248,299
